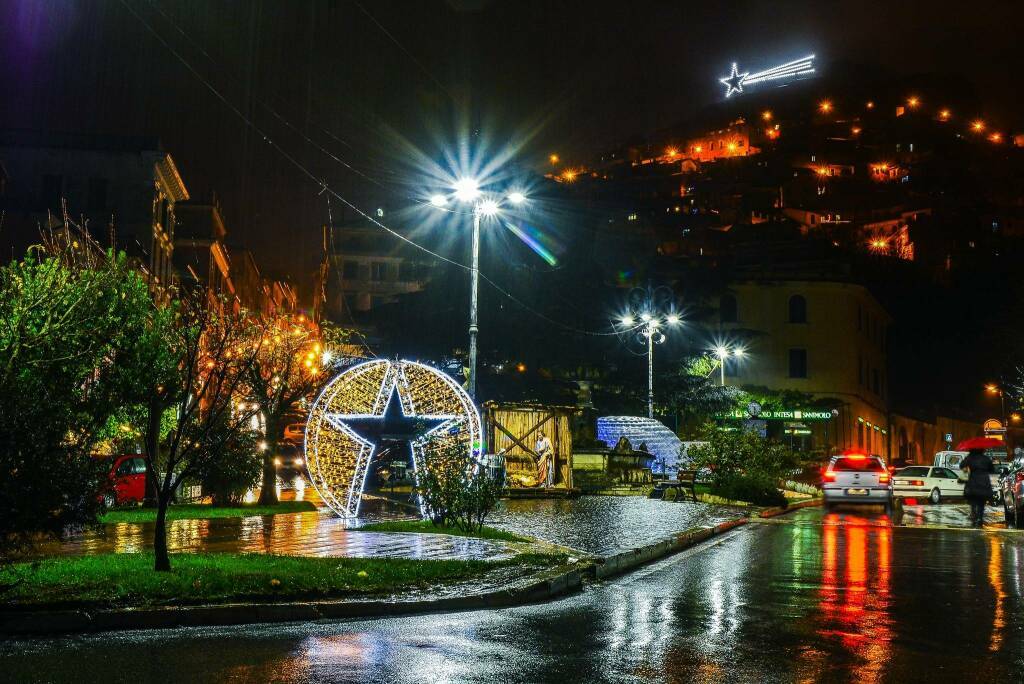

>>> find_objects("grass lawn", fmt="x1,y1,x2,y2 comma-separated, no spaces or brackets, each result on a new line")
100,501,317,524
358,519,529,543
0,551,563,610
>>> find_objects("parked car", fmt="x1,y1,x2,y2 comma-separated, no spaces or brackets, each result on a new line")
283,423,306,443
934,450,1008,504
273,443,306,474
891,465,965,503
822,453,893,513
104,454,148,506
1000,454,1024,527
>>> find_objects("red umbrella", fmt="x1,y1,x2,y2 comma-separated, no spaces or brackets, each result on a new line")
956,437,1004,451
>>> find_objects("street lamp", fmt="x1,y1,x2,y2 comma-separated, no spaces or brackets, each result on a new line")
616,293,682,419
986,383,1008,426
714,345,746,386
430,180,528,399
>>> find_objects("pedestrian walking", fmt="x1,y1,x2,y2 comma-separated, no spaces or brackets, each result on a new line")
961,447,994,527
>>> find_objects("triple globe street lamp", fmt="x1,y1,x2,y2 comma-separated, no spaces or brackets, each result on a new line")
430,179,527,399
618,309,682,419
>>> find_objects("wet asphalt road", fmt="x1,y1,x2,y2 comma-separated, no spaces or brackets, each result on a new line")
5,506,1024,684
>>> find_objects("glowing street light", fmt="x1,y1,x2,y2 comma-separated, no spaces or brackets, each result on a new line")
430,181,529,398
714,345,746,386
819,100,833,114
616,291,682,418
453,177,480,203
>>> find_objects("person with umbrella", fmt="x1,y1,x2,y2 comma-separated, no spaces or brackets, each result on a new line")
957,437,1002,527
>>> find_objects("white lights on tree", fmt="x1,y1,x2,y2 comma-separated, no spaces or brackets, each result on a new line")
720,54,816,98
305,359,482,518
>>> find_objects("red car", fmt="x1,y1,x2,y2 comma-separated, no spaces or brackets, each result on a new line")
104,454,148,506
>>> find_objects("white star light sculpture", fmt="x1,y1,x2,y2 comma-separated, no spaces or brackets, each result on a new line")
719,55,816,98
305,359,482,518
719,62,749,98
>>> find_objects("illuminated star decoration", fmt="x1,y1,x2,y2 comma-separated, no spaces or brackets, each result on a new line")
719,62,749,98
305,359,482,519
325,383,457,491
719,55,816,98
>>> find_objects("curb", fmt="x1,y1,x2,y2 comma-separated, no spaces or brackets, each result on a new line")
1,516,753,637
591,518,748,580
759,498,823,519
0,561,591,637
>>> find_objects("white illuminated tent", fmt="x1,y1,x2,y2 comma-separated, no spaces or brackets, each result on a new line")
596,416,683,475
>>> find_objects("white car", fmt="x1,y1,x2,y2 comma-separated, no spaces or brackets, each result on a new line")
822,454,893,512
892,465,965,503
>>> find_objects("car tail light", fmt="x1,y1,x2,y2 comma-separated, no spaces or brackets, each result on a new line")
823,471,837,482
878,472,890,484
907,479,923,486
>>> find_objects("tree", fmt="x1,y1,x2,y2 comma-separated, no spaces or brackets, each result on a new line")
0,247,153,563
659,355,743,434
244,314,327,505
686,428,809,506
136,295,260,571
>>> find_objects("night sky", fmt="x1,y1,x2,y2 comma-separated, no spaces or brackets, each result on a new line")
2,0,1022,286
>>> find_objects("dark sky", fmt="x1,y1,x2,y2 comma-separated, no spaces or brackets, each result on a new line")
2,0,1022,286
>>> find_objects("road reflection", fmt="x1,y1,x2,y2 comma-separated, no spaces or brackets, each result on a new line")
815,513,893,682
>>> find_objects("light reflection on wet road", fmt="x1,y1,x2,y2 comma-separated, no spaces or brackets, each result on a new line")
6,507,1024,683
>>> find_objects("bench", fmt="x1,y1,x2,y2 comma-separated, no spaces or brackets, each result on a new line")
651,470,698,502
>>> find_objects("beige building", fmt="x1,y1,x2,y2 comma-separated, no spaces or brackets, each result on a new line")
717,280,892,456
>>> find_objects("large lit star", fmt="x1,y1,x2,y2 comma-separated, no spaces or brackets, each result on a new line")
719,62,748,98
324,383,459,464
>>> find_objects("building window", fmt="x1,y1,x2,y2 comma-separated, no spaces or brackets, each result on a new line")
788,295,807,323
872,368,880,395
789,349,808,378
858,354,864,385
371,262,387,281
398,260,413,282
342,260,359,279
87,177,108,212
858,422,865,448
858,305,862,331
720,294,737,323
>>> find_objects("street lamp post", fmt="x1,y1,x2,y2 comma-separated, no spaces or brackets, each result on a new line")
618,309,681,419
431,182,526,399
715,345,746,386
986,383,1008,427
468,209,481,399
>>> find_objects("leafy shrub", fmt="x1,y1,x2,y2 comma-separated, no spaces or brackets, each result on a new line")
196,427,261,506
686,428,807,507
415,441,502,533
715,474,787,507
